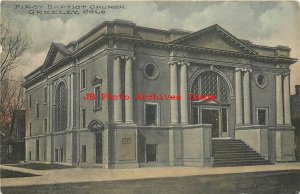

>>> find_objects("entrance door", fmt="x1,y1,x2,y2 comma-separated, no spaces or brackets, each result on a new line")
95,132,103,164
202,109,219,137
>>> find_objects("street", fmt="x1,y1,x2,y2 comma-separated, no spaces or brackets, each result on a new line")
2,170,300,194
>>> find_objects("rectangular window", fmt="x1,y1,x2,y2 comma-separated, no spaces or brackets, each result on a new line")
257,108,268,125
29,95,32,109
94,85,102,110
29,151,31,160
44,87,48,103
145,103,158,126
60,148,64,162
146,144,157,162
82,145,86,162
28,122,32,136
55,149,59,162
44,118,47,133
80,69,86,90
36,102,39,119
36,140,39,161
82,108,86,128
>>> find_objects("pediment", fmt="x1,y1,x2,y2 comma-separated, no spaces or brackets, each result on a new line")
43,43,72,70
171,25,257,55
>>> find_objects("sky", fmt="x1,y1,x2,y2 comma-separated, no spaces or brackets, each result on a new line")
1,1,300,94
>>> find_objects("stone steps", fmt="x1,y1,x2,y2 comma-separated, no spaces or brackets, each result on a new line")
212,139,273,167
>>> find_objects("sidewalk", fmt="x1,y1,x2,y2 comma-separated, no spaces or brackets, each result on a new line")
1,163,300,187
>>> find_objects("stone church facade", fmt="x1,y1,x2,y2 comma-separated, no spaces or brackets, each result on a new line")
23,19,297,168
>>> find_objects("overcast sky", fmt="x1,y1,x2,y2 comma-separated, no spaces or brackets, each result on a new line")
2,1,300,94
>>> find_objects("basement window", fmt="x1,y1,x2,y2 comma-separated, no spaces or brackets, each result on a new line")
146,144,157,162
82,145,86,162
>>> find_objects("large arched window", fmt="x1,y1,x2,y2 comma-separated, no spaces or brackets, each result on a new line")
191,71,229,104
55,82,68,131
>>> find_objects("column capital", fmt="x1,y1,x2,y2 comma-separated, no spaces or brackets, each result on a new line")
242,68,252,73
169,61,190,66
120,55,135,61
282,71,290,77
234,67,243,72
126,56,135,61
275,72,283,76
180,62,190,66
168,61,179,66
113,55,121,60
113,54,135,60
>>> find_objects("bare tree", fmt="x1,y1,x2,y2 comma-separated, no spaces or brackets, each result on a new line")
0,20,29,143
0,75,25,140
0,20,31,82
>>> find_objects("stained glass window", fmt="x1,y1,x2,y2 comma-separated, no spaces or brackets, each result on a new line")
191,71,229,104
55,82,68,131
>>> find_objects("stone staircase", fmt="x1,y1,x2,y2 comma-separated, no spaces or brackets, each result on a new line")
212,139,273,167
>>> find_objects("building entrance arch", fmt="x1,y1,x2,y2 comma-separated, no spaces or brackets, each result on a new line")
189,70,231,138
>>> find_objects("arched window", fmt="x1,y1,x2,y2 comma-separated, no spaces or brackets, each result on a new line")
55,82,68,131
191,71,229,104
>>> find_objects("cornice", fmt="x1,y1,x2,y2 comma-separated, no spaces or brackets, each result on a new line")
23,34,298,88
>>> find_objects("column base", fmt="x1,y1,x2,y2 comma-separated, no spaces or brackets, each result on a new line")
110,162,140,169
170,122,179,126
180,122,189,126
125,120,135,124
235,123,243,126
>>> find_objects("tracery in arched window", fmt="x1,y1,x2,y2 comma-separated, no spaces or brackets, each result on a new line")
55,82,68,131
191,71,229,104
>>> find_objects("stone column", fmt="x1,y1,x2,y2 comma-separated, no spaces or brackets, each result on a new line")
169,61,178,124
125,56,134,123
243,69,251,125
283,72,291,125
113,56,122,123
276,73,284,125
67,74,71,129
235,68,243,125
49,83,53,132
70,73,74,128
180,62,189,124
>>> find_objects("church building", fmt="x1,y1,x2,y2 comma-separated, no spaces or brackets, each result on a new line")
22,19,297,168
